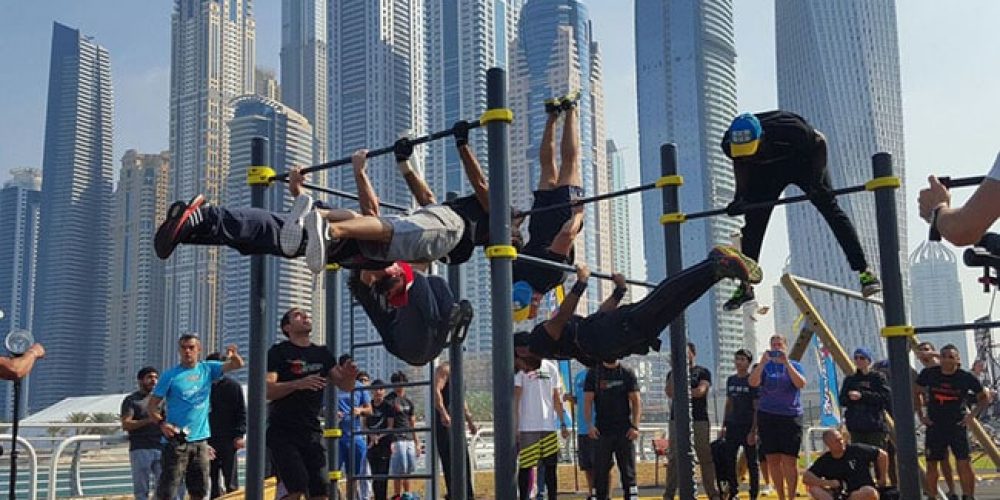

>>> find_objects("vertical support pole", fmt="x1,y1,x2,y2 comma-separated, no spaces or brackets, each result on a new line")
446,191,468,500
325,266,342,499
486,67,516,499
872,152,920,499
246,137,269,500
660,143,695,499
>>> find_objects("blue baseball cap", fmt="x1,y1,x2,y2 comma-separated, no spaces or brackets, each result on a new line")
853,347,873,362
512,281,533,322
727,113,763,158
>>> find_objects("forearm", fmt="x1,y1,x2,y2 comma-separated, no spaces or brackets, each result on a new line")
122,417,156,432
398,160,436,206
801,471,825,487
598,288,625,313
785,363,806,388
354,169,381,215
877,452,889,482
265,381,299,401
0,353,39,379
934,179,1000,246
459,145,489,211
748,364,764,387
630,396,642,428
224,353,245,372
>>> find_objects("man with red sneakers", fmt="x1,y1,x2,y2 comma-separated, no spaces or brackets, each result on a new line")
513,246,762,366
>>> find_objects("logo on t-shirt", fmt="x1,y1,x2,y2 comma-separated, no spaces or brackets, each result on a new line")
288,359,325,376
599,380,624,390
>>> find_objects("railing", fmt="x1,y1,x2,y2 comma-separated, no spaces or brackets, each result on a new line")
0,434,38,500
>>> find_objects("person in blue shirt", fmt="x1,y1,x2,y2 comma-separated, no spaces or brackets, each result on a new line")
147,334,244,500
564,367,597,496
336,354,373,496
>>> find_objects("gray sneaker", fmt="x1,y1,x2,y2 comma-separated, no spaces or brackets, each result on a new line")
279,194,313,256
304,210,328,274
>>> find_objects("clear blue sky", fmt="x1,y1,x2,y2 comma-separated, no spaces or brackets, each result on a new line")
1,1,998,331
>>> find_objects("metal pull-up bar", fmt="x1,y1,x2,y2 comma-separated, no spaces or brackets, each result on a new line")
514,253,656,289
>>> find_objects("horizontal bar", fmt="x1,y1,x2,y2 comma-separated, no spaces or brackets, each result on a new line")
275,180,411,212
273,120,483,179
939,175,985,189
351,340,385,349
786,274,884,306
914,320,1000,335
349,474,435,481
352,380,432,392
516,253,656,289
686,184,868,221
350,426,433,436
514,182,658,218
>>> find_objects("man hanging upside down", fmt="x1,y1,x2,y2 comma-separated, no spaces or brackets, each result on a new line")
153,120,490,274
720,110,880,311
511,90,586,321
513,246,763,367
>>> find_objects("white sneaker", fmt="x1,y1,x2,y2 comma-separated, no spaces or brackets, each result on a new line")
280,194,314,256
304,210,328,274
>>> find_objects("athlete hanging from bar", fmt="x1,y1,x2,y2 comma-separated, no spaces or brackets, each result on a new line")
513,246,763,367
511,90,586,321
720,110,881,310
153,120,491,273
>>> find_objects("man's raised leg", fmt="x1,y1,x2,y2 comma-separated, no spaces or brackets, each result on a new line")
556,91,583,189
538,106,560,190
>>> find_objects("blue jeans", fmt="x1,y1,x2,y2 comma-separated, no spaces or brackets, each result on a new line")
338,435,368,475
130,448,161,500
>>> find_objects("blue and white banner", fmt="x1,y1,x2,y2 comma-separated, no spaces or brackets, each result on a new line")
813,335,841,427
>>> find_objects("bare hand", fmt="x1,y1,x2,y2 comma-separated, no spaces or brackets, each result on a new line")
440,413,452,428
918,175,951,223
611,273,627,288
587,427,600,440
225,344,238,359
288,166,306,197
28,344,45,359
207,445,217,461
825,479,841,490
576,264,591,283
747,431,757,446
848,390,862,401
626,428,639,441
561,427,571,439
296,374,327,391
352,149,369,173
920,415,933,427
352,406,365,417
160,422,178,439
563,394,577,404
468,421,478,434
234,437,245,450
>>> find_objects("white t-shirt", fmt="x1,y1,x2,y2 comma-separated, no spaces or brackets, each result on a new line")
514,359,563,432
989,150,1000,181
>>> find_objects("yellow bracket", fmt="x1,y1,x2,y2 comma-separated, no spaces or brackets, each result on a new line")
865,176,901,191
655,175,684,188
326,263,341,272
485,245,517,259
322,428,343,439
659,212,687,225
328,471,344,481
247,166,276,186
479,108,514,124
881,325,914,338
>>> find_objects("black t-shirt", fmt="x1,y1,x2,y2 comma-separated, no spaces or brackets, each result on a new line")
266,341,336,432
916,366,984,425
807,443,881,492
721,110,818,164
386,392,416,440
367,398,394,446
121,390,162,450
667,365,712,422
725,374,758,427
440,195,489,265
524,318,596,367
584,364,639,433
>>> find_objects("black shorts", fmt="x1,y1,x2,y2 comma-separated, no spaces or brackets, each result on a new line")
514,185,583,293
577,434,595,471
757,411,802,457
267,427,328,496
925,421,970,461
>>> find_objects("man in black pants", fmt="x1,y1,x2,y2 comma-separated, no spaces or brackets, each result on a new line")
584,356,641,500
513,246,762,366
720,110,880,310
511,91,585,321
367,379,393,500
720,349,760,500
205,353,247,498
839,348,890,450
265,308,359,500
433,362,477,500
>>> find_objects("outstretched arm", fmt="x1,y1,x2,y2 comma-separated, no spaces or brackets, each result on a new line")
352,149,381,216
454,121,489,211
394,138,437,206
920,174,1000,246
0,344,44,380
543,265,590,341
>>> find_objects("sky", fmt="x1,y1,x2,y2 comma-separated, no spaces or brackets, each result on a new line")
1,1,998,335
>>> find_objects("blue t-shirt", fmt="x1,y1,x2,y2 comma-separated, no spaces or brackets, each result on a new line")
573,370,594,435
758,360,804,417
337,382,372,435
152,361,225,442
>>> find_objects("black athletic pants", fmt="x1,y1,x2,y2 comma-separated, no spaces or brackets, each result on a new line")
593,431,637,500
518,455,557,500
723,424,759,498
435,420,475,499
368,438,392,500
738,140,868,271
208,437,238,498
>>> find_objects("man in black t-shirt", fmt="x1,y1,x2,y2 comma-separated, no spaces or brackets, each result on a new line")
386,371,421,499
121,366,162,500
720,110,879,310
584,359,641,500
265,307,360,499
838,348,890,450
720,349,760,499
803,429,887,500
366,379,393,500
511,91,586,321
664,342,719,499
915,344,988,500
513,246,762,367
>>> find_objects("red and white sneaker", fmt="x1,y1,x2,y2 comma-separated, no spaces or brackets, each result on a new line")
154,194,206,259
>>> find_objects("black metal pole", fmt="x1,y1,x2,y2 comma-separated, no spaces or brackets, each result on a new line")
447,191,468,500
246,137,269,500
661,143,695,499
325,267,342,499
486,67,516,499
872,152,920,499
9,378,20,500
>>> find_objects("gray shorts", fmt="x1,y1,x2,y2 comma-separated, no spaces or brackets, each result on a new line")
359,205,464,262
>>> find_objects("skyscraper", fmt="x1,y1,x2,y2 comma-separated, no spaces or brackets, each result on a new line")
511,0,613,306
910,242,970,361
255,67,281,101
607,139,632,281
776,0,908,358
281,0,326,164
106,151,170,393
31,22,114,410
423,0,520,353
0,169,41,417
327,0,427,374
634,0,742,375
166,0,255,357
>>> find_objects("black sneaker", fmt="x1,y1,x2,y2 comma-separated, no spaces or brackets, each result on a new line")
724,283,756,311
559,89,581,111
154,194,206,259
544,96,561,114
710,245,763,284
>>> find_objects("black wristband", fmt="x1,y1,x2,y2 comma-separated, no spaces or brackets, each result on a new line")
570,281,588,296
612,287,627,301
